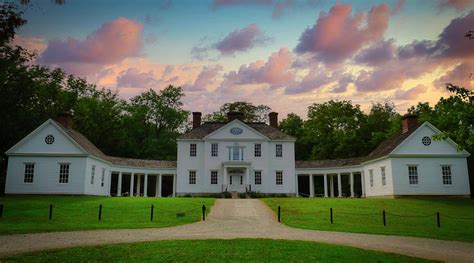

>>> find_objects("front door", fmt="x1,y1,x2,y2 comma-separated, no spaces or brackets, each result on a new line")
228,174,245,192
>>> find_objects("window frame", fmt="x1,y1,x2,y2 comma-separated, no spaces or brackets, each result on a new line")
59,163,70,184
101,168,106,187
254,143,262,158
275,144,283,158
210,170,218,185
408,165,419,185
190,143,197,157
441,165,452,185
369,169,374,188
211,143,218,157
23,163,35,184
189,170,197,184
381,166,386,186
91,165,96,185
254,170,262,185
276,171,283,186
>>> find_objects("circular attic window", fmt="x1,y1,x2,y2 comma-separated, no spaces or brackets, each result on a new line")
45,135,55,145
422,136,431,146
230,127,243,135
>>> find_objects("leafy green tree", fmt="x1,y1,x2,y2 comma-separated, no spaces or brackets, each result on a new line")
204,102,271,123
279,113,310,160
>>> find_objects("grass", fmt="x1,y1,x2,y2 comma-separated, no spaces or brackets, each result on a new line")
264,198,474,242
2,239,433,262
0,196,214,235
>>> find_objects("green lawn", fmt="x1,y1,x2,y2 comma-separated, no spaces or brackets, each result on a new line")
2,239,433,262
0,196,214,235
264,198,474,242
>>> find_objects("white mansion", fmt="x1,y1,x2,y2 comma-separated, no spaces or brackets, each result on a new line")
4,111,471,198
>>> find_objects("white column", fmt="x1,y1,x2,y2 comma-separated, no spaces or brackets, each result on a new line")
117,172,122,196
323,174,328,197
173,173,177,197
337,173,342,197
136,174,141,196
350,172,354,198
245,168,250,188
155,174,160,197
223,168,228,190
157,174,162,197
309,175,314,198
361,171,366,197
330,175,334,197
130,173,135,196
144,174,148,197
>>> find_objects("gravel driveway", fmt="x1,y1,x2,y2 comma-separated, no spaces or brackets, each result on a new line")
0,199,473,262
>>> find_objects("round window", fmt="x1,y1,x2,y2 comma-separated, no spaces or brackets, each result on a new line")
45,135,55,144
230,127,243,135
422,136,431,146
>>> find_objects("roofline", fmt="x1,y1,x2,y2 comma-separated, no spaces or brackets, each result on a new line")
360,155,390,165
295,164,363,170
203,119,271,140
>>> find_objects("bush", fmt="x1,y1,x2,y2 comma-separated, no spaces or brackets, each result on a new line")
222,191,232,199
238,193,247,198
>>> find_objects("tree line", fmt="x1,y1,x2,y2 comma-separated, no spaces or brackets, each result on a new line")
1,3,473,196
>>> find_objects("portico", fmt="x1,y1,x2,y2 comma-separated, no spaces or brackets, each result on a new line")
222,162,251,193
111,168,177,197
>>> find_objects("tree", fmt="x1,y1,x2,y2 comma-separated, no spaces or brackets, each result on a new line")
279,113,310,160
361,102,401,153
204,102,271,123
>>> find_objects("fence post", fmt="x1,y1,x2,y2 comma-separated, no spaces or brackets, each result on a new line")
49,204,53,220
383,210,386,226
202,205,206,221
0,204,3,218
278,206,281,222
150,205,154,221
437,212,440,228
330,208,333,224
98,204,102,221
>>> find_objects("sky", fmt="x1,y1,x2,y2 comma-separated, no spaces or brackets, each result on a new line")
10,0,474,118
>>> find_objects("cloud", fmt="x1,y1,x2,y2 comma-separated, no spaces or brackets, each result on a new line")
393,84,428,100
116,68,161,88
39,17,144,75
272,0,294,19
215,24,270,55
222,47,294,88
437,0,474,12
354,39,396,66
11,36,47,54
294,3,390,64
434,62,474,89
184,65,223,91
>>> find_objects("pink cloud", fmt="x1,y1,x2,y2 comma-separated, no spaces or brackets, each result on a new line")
354,39,396,66
116,68,160,88
184,65,223,91
39,17,144,75
214,24,270,55
223,47,294,88
11,35,47,54
393,84,428,100
438,0,474,12
434,62,474,89
294,3,390,64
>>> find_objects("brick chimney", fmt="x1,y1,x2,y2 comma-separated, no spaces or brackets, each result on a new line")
227,112,244,122
57,111,73,129
192,112,202,129
269,112,278,128
402,114,418,133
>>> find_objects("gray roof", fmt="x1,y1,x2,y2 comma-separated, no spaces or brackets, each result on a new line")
179,122,294,140
296,123,421,169
55,121,176,169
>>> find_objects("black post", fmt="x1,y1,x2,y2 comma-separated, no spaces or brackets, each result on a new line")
278,206,281,222
202,205,206,221
330,208,333,224
98,204,102,221
49,204,53,220
437,212,440,228
0,204,3,218
383,210,386,226
150,205,154,221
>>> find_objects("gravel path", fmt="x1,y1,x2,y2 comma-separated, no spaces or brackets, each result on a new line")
0,199,473,262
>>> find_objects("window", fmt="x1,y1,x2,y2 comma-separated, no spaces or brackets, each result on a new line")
91,165,96,185
211,143,218,157
442,165,452,185
232,147,240,160
369,169,374,187
101,168,106,187
276,171,283,185
254,144,261,157
240,175,243,185
254,171,262,185
190,144,197,157
24,163,34,183
422,136,432,146
189,170,196,184
59,164,70,184
408,165,418,185
230,175,233,185
276,144,283,157
211,170,218,185
381,166,386,186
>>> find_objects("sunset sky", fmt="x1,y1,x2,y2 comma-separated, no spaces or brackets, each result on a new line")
12,0,474,118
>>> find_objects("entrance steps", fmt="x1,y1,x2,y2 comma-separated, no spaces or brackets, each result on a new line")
231,191,239,199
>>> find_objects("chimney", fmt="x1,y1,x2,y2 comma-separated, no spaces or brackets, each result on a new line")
57,111,73,129
192,112,202,129
269,112,278,128
402,114,417,133
227,112,244,122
